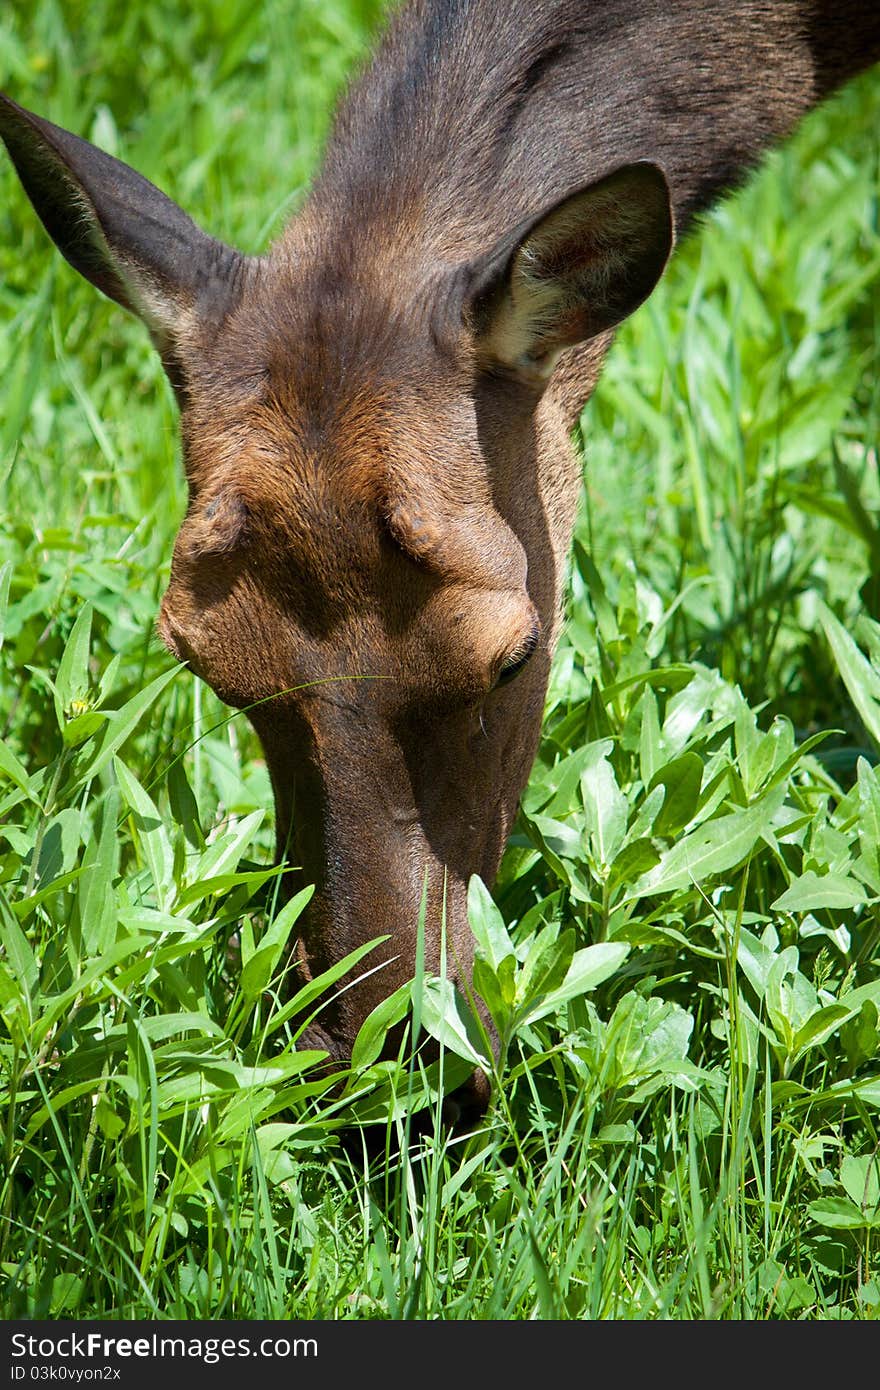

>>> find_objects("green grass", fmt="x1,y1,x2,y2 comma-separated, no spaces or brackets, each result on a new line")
1,0,880,1320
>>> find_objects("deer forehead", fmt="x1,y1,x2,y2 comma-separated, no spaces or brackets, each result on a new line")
178,355,529,588
167,438,531,653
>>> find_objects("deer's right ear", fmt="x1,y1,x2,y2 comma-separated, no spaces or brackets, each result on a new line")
0,94,247,366
464,161,673,384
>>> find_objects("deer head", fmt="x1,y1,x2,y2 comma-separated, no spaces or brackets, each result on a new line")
0,93,672,1094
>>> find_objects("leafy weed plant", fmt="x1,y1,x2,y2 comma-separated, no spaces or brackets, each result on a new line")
1,0,879,1320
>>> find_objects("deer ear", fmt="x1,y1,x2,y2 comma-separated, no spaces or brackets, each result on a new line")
466,161,673,382
0,93,247,362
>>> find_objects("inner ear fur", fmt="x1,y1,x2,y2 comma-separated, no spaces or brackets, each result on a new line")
0,92,247,357
466,161,674,380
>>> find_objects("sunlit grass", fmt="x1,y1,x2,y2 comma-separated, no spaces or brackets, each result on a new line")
1,0,879,1320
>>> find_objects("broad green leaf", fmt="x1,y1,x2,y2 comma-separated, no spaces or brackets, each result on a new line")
225,1058,318,1089
520,942,629,1025
30,808,81,889
838,979,880,1012
0,737,39,802
240,884,314,1000
662,666,727,754
841,1001,880,1067
191,809,265,882
527,813,584,864
418,976,490,1068
594,1122,638,1145
167,757,202,849
603,993,694,1090
858,757,880,883
843,1078,880,1110
650,752,703,836
473,953,516,1033
252,1122,301,1157
736,926,779,1000
765,727,835,793
608,836,661,891
791,1004,855,1060
752,1258,816,1315
77,665,180,787
0,896,39,996
733,695,760,770
513,891,565,946
62,709,107,749
516,927,575,1019
12,870,81,920
840,1154,880,1212
638,686,663,785
118,908,218,936
627,1056,707,1102
601,664,695,704
627,797,777,900
97,652,123,707
53,602,93,730
94,1100,125,1142
176,867,279,910
77,787,119,954
819,602,880,748
136,1011,226,1043
531,741,609,819
624,784,665,845
114,757,175,911
808,1196,875,1231
773,870,869,913
350,982,412,1069
467,875,515,971
765,947,816,1048
581,743,628,869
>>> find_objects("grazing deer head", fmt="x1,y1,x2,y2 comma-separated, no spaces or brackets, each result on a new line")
2,0,877,1110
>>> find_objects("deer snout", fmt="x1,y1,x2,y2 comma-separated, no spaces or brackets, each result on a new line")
156,604,190,665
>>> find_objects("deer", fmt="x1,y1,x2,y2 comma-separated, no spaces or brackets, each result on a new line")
1,1,878,1118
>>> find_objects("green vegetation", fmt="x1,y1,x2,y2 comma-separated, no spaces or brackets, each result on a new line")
1,0,879,1319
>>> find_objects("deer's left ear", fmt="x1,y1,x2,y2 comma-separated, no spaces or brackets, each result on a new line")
0,93,248,363
464,161,673,382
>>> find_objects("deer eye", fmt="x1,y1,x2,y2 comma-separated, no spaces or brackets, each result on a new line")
495,622,540,687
